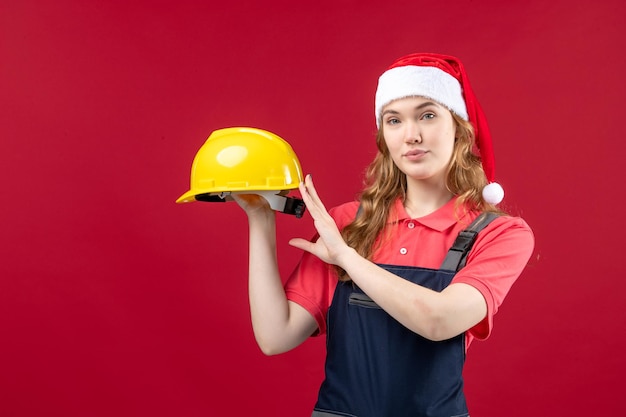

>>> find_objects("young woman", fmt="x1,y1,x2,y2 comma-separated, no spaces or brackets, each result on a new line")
234,53,534,417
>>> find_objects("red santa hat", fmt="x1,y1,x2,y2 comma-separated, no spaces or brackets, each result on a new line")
375,52,504,205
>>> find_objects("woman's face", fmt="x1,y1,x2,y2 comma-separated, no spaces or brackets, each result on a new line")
381,96,456,185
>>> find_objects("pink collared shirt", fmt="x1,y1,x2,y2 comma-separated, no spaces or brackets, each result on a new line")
285,197,534,349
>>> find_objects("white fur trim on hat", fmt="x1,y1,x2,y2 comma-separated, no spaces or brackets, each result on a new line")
375,66,468,127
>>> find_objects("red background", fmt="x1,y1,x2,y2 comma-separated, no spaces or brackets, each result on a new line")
1,1,624,415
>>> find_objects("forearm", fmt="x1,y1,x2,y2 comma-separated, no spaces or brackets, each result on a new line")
337,248,486,341
247,212,315,354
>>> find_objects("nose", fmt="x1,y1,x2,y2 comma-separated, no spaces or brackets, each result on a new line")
405,122,422,144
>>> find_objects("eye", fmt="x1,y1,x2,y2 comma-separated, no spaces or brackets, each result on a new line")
421,112,436,120
385,117,401,125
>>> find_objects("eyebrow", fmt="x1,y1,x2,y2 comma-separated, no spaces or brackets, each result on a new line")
381,100,441,116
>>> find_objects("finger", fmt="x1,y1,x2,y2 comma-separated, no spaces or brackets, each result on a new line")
300,175,329,218
231,193,257,206
288,237,315,253
231,193,271,214
230,193,248,208
298,179,320,216
303,174,324,208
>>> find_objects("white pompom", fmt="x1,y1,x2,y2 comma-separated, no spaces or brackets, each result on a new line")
483,182,504,205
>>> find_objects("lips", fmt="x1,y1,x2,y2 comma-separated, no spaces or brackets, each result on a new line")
403,149,427,158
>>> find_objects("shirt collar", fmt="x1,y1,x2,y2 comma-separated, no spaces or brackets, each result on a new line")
390,196,467,232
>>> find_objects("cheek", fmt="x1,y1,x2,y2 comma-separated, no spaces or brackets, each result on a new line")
444,138,456,157
436,131,456,162
442,126,456,151
443,123,456,139
382,132,399,151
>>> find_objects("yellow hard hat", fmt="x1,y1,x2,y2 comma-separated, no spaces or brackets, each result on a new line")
176,127,306,217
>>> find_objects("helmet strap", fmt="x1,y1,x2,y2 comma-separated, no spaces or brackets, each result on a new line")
200,191,305,218
251,191,306,218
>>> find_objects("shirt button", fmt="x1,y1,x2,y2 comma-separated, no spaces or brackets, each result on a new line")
407,222,415,229
400,248,408,255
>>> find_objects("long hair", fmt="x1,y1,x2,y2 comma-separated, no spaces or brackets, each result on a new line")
336,113,504,281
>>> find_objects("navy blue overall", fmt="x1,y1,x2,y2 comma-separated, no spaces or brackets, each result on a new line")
311,213,498,417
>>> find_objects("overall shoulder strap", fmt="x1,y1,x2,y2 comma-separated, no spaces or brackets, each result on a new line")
439,212,499,272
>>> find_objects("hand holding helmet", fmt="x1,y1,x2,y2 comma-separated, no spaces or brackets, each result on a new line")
177,127,306,218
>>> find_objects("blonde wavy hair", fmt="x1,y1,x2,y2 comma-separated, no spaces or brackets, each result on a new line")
336,113,503,281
